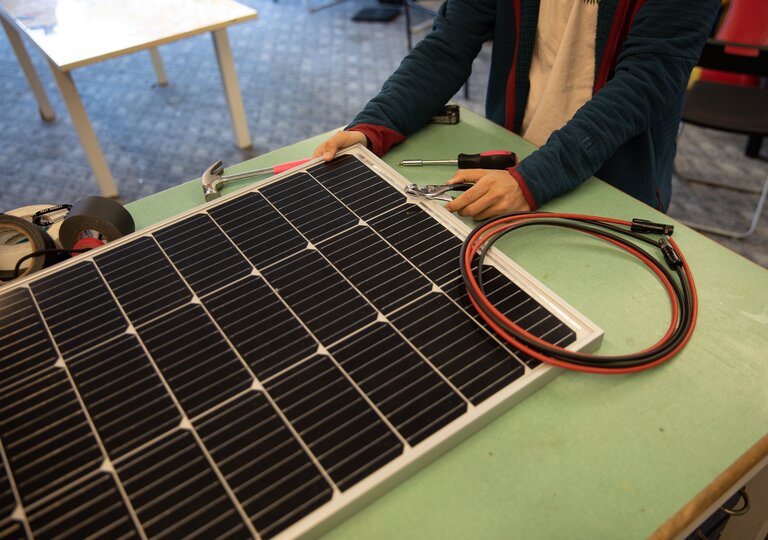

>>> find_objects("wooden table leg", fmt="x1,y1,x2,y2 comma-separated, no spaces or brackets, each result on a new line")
47,61,119,199
149,47,168,87
1,18,56,122
211,28,252,149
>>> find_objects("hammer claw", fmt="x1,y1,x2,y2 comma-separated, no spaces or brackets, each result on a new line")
201,157,311,202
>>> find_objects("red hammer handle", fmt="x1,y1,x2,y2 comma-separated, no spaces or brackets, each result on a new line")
272,158,311,174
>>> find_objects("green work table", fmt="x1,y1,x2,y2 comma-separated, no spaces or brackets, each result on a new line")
127,109,768,539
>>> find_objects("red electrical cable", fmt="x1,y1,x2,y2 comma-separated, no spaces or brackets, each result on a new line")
462,213,698,374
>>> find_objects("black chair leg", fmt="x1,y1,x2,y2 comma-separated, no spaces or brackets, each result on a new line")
404,1,413,50
403,0,469,99
745,135,763,158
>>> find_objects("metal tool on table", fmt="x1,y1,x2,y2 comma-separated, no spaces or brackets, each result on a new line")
400,150,517,169
202,158,310,201
404,183,475,202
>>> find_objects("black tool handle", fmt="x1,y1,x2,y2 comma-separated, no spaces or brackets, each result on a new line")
457,151,517,169
446,183,474,193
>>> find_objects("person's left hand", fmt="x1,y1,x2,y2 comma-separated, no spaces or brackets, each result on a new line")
444,169,531,220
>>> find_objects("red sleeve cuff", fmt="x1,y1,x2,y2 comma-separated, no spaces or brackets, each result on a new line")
347,124,406,157
507,167,537,210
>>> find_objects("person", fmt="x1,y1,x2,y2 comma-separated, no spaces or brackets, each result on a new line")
312,0,720,220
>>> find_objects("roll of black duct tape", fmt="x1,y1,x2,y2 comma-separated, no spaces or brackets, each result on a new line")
0,214,57,282
59,196,135,250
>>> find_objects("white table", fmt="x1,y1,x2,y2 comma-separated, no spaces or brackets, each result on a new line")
0,0,257,198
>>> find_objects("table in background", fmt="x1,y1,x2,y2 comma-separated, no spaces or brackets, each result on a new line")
0,0,256,199
128,109,768,539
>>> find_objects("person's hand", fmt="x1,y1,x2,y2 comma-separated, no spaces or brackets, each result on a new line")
312,130,368,161
444,169,531,220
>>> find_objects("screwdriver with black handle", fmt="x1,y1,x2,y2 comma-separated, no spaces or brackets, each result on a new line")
399,150,517,169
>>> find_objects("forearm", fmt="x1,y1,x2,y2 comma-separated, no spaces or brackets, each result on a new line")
348,0,495,153
517,0,718,207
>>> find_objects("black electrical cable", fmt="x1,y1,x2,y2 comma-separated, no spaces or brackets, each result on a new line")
10,248,91,281
460,212,698,374
473,221,690,365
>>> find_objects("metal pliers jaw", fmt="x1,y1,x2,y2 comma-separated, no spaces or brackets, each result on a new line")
404,183,474,202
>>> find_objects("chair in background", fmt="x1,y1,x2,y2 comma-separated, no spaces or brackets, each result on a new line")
403,0,439,50
698,0,768,158
403,0,469,99
675,39,768,238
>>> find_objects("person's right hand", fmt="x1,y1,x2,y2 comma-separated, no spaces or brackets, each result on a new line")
312,130,367,161
444,169,530,220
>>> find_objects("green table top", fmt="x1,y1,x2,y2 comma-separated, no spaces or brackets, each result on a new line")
127,108,768,539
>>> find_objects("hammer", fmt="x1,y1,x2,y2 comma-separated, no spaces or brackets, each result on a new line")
202,158,310,201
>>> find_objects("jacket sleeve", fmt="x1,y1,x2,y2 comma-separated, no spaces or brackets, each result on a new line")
347,0,496,154
515,0,719,208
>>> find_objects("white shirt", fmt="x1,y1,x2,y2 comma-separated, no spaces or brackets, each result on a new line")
521,0,599,147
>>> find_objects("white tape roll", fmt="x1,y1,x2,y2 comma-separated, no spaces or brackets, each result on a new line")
0,214,56,282
5,204,66,248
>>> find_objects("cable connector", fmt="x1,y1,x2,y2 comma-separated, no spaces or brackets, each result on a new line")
659,236,682,268
631,218,674,236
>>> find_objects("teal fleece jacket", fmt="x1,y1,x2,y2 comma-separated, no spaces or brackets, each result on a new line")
348,0,719,211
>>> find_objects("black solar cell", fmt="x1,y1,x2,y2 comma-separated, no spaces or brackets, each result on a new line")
0,459,16,526
0,288,58,390
264,355,403,491
0,519,25,539
209,192,307,269
67,334,181,460
368,205,464,287
194,391,333,538
202,275,318,380
389,292,527,404
261,172,359,244
329,322,467,445
311,154,405,220
316,225,433,314
154,213,252,297
27,473,138,539
95,237,192,325
0,367,103,506
136,304,253,417
260,249,378,345
30,261,128,357
116,430,251,538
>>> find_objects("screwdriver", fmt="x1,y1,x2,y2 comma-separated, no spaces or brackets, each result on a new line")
399,150,517,169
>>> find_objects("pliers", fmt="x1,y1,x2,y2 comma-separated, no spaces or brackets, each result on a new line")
404,183,474,202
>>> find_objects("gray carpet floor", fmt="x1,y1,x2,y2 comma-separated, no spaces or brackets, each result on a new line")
1,0,766,268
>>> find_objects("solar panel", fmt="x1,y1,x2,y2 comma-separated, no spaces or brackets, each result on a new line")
0,146,602,539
